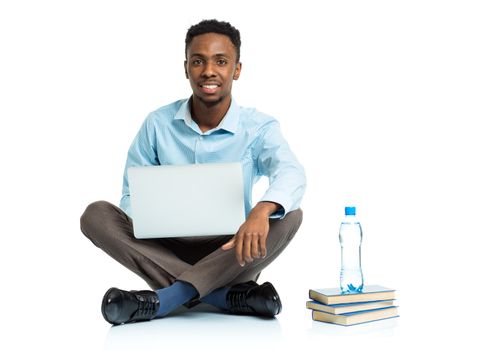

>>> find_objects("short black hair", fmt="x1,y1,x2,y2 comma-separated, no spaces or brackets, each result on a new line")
185,19,241,62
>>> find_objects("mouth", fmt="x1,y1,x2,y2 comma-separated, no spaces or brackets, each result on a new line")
199,83,220,94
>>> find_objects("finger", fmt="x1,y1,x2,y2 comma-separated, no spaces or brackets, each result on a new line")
260,234,268,258
243,233,253,263
221,237,235,250
235,233,245,266
251,235,259,259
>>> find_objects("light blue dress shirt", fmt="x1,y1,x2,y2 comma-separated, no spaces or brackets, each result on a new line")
120,98,306,220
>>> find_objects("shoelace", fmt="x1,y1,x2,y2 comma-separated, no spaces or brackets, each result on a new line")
135,294,158,318
227,289,252,313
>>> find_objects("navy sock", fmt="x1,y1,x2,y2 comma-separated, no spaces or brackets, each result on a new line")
155,281,198,317
200,286,231,310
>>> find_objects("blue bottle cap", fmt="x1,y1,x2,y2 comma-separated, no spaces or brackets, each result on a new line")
345,206,356,215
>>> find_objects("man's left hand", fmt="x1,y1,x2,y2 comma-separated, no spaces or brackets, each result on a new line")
221,202,280,266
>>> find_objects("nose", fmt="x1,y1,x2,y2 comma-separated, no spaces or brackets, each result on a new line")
201,61,216,78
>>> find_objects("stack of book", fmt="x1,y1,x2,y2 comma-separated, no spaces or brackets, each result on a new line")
307,285,399,326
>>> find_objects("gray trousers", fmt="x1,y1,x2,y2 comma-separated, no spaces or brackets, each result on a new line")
80,201,303,298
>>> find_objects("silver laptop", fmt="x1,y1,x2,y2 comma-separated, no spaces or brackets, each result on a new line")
128,162,245,239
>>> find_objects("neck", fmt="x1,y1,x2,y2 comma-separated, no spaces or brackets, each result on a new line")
191,95,232,132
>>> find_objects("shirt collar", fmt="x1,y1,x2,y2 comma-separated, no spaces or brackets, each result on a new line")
174,97,239,135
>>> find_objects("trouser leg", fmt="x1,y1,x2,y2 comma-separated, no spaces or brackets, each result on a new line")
81,201,302,298
178,209,303,298
80,200,192,290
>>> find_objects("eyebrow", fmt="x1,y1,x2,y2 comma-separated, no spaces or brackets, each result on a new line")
189,53,231,59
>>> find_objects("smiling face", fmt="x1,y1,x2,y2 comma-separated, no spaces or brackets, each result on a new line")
184,32,242,107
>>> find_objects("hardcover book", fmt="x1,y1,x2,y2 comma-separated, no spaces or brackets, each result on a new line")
306,299,395,315
309,285,395,305
312,306,399,326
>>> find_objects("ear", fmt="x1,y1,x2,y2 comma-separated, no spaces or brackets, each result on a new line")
233,62,242,80
184,60,189,79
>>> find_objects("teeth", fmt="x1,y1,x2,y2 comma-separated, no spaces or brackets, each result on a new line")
202,85,218,89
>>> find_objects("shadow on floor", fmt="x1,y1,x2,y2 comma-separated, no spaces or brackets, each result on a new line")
104,304,282,350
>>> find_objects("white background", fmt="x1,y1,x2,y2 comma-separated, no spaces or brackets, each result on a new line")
1,0,492,349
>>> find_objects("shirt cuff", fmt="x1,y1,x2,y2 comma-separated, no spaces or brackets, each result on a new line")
119,195,132,218
260,190,294,219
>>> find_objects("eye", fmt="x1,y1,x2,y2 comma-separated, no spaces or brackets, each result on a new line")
192,59,204,65
217,59,227,66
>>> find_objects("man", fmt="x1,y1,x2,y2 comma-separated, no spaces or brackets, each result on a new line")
80,19,306,325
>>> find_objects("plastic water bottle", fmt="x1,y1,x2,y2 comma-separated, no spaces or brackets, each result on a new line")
339,206,364,293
